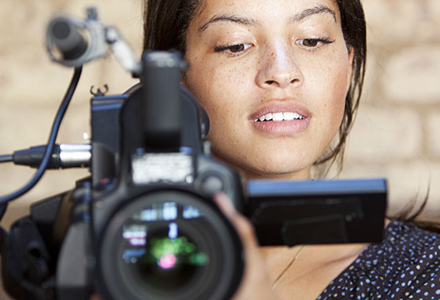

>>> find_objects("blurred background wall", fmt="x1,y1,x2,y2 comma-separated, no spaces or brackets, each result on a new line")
0,0,439,297
339,0,440,216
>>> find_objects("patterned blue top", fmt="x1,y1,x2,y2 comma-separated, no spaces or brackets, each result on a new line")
317,221,440,299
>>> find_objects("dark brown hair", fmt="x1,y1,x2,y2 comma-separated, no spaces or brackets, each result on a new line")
143,0,367,172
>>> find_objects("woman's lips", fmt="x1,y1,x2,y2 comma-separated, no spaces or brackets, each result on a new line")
251,117,310,134
249,101,311,135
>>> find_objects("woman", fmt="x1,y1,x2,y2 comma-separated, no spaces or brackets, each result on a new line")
143,0,440,299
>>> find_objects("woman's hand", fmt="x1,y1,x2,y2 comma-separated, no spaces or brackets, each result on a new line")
214,193,283,300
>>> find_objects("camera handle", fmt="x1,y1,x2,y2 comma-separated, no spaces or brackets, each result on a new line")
0,217,54,300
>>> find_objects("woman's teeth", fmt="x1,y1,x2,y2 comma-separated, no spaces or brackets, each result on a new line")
256,112,305,122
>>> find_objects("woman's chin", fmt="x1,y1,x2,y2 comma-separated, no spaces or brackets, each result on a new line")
235,161,313,181
212,149,314,180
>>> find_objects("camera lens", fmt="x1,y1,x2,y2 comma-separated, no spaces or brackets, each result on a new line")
126,228,201,290
98,190,243,300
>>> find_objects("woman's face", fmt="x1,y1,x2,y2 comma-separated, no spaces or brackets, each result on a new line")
183,0,353,180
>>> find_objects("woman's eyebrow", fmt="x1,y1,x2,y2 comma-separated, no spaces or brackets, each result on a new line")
292,5,337,23
198,5,337,32
199,15,258,32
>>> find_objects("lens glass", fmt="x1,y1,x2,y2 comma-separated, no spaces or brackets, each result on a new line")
118,201,212,293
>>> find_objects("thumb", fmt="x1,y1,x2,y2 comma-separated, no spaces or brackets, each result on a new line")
214,192,259,248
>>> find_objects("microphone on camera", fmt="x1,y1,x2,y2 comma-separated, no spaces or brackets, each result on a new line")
45,7,140,75
48,17,88,60
45,7,108,68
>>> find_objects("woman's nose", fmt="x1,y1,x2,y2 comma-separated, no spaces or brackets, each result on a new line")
256,42,303,89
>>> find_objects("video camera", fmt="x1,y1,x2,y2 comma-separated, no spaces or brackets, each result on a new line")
0,7,387,300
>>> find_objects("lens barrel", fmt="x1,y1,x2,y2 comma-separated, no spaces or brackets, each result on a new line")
97,190,243,300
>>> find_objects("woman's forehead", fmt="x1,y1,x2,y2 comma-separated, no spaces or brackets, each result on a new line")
195,0,339,15
193,0,341,28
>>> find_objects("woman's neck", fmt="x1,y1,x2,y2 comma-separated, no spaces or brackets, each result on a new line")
259,243,370,300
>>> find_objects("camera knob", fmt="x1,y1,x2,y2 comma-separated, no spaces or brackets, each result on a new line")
200,174,225,194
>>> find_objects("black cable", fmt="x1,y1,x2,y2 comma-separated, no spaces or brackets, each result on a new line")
0,66,82,219
0,155,12,163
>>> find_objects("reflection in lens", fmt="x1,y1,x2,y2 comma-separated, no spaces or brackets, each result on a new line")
159,253,177,269
120,203,210,291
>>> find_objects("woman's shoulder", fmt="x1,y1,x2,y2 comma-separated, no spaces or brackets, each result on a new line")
368,220,440,263
358,220,440,280
318,220,440,299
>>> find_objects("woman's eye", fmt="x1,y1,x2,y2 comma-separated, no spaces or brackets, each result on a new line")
297,38,334,49
214,43,252,54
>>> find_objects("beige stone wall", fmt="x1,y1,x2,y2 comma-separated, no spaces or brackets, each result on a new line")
0,0,439,298
340,0,440,217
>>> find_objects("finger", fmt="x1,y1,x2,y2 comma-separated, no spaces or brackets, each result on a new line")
214,193,282,300
214,192,258,248
214,192,238,218
90,294,102,300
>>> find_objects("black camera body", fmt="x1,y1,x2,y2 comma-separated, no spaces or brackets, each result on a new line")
42,52,245,300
